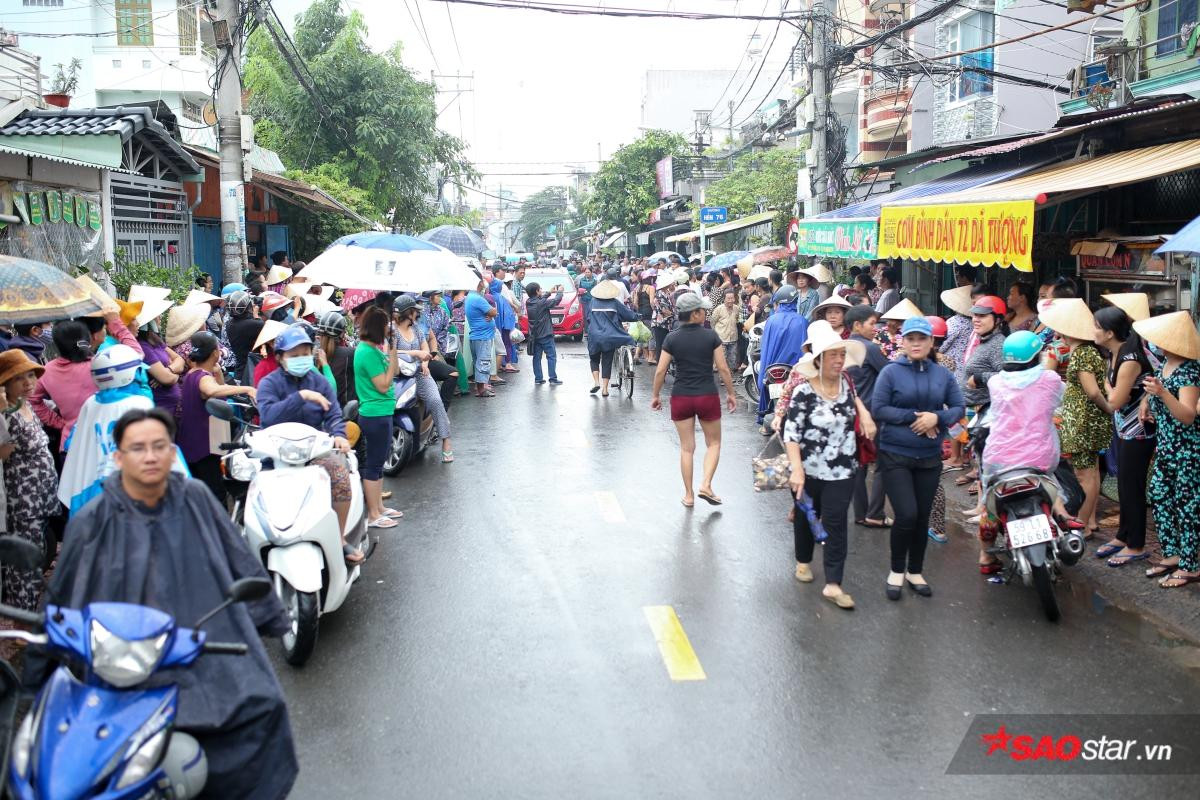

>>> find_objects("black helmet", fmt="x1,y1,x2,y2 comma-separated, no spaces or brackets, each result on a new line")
393,294,418,316
772,285,799,305
605,267,619,280
227,290,253,317
315,310,347,338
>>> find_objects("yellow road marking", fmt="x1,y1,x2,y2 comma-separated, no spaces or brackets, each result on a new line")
643,605,707,681
594,490,625,523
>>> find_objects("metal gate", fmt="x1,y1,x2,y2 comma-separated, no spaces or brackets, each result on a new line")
110,174,193,269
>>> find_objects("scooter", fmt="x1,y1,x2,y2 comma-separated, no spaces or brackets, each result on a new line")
0,530,271,799
982,466,1086,622
383,355,436,476
208,399,371,667
742,322,764,403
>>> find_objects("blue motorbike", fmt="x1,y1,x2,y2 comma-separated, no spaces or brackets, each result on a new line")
0,536,271,799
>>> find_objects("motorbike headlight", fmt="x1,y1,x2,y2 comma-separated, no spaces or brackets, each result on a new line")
11,703,36,778
225,451,260,482
397,385,416,406
114,727,168,790
276,436,316,465
90,621,168,689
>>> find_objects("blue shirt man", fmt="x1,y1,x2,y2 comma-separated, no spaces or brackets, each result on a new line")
465,290,496,341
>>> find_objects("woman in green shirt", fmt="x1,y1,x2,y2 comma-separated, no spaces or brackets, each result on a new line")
353,306,401,529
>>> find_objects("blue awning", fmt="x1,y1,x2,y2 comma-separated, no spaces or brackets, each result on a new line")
1157,214,1200,254
816,162,1043,220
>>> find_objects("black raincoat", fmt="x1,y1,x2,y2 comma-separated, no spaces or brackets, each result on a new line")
42,472,298,799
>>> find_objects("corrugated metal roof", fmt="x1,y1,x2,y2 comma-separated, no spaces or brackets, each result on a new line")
0,106,200,178
666,210,776,242
891,138,1200,206
816,162,1038,220
0,142,133,173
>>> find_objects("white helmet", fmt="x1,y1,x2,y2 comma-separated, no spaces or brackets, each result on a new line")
91,344,143,390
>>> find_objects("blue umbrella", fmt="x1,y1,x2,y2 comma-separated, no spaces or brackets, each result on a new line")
1156,215,1200,254
417,225,486,257
701,250,750,273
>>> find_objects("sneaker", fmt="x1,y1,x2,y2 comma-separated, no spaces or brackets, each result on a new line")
534,380,546,385
928,528,949,543
549,379,563,385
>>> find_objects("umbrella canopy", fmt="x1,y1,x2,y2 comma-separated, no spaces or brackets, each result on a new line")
0,256,101,324
645,250,683,265
1156,215,1200,254
747,264,774,281
701,250,750,273
737,245,791,278
418,225,486,258
303,232,480,292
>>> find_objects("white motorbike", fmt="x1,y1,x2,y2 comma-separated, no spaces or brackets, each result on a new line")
742,322,764,402
208,399,371,666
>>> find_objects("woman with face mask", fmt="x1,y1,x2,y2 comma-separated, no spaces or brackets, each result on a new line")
256,324,360,563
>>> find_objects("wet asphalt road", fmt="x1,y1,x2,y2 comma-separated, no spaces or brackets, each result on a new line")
274,341,1200,799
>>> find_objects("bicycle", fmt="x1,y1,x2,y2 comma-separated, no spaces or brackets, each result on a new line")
612,344,636,399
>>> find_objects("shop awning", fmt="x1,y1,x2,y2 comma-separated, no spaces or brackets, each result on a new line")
665,210,776,243
794,162,1037,259
877,139,1200,271
600,229,627,249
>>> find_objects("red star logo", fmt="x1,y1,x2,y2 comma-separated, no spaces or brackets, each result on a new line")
981,725,1012,756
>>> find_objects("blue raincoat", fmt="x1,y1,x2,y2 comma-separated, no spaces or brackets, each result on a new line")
756,301,809,422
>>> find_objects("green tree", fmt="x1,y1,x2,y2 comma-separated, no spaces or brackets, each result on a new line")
698,147,801,242
276,165,374,259
584,130,692,231
244,0,477,230
517,186,569,250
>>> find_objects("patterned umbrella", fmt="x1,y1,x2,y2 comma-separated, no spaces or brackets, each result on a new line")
701,250,749,273
340,288,379,313
304,232,480,292
417,225,486,258
737,246,791,278
0,255,100,324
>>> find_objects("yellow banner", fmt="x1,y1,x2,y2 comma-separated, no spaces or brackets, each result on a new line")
877,199,1035,272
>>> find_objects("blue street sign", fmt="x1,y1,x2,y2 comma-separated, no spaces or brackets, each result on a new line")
700,206,728,224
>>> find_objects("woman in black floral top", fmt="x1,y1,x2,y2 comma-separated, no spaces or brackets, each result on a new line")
783,321,875,611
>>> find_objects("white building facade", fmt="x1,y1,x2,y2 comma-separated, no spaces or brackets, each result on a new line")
0,0,216,147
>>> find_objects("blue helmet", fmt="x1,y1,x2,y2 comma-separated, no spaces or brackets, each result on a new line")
772,285,799,306
1002,330,1043,370
274,323,314,353
220,282,247,298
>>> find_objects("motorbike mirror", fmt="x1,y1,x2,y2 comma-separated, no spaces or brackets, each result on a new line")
0,535,43,572
227,576,272,604
191,577,272,638
205,398,236,421
343,400,360,422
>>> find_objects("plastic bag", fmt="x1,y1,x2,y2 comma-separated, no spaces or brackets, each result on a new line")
629,319,651,344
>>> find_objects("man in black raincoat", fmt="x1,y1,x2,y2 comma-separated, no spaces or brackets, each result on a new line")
41,407,298,799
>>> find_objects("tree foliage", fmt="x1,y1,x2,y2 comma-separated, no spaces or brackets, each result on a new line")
244,0,476,230
584,130,692,231
698,147,801,242
517,186,569,250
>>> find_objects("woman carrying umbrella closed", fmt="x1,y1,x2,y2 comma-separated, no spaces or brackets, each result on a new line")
586,279,639,397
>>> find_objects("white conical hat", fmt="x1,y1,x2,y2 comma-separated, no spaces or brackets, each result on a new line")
881,297,923,321
1133,310,1200,360
1039,298,1096,342
940,285,974,317
1101,292,1150,322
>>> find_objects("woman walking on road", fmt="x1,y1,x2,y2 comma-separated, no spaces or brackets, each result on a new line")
586,279,640,397
782,321,873,610
1134,311,1200,589
651,293,737,508
872,317,964,600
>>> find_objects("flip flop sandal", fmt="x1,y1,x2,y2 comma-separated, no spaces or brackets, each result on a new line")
1107,552,1150,568
954,475,974,486
1159,571,1200,589
343,543,365,566
697,490,723,506
859,517,892,528
967,485,980,495
491,377,508,384
942,464,965,473
442,451,454,463
1145,562,1176,579
681,498,694,508
1094,542,1124,559
383,508,404,519
368,515,398,529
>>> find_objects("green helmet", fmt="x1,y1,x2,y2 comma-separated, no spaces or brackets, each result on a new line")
1002,330,1043,370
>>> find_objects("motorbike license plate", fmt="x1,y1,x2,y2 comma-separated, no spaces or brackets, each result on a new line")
768,383,784,399
1006,514,1053,549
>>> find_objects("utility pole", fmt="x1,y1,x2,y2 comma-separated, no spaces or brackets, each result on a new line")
807,0,829,218
214,0,248,285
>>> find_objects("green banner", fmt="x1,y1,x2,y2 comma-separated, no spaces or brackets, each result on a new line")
795,218,878,260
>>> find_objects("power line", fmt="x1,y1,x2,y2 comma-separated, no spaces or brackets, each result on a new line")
428,0,809,22
444,0,464,63
724,9,787,124
400,0,441,68
412,0,443,71
707,0,772,115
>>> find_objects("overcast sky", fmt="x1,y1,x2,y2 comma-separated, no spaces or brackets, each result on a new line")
274,0,795,207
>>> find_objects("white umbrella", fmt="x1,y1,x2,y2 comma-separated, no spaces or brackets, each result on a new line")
302,233,481,292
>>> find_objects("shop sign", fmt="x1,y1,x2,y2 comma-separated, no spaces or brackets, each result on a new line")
795,218,877,259
878,200,1035,271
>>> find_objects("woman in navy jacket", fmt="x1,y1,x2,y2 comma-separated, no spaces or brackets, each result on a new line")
872,316,965,601
586,280,639,396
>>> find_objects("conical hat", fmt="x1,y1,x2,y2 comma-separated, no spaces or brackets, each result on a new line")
940,285,974,317
1133,311,1200,360
184,289,221,306
590,280,622,300
1038,298,1096,342
254,319,289,351
265,264,292,285
129,284,170,303
128,285,174,329
800,262,833,284
881,298,923,321
1101,292,1150,322
165,303,210,347
797,320,866,377
813,293,851,316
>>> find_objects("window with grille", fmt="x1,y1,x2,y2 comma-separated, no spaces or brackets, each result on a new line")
115,0,153,47
177,0,197,55
22,1,65,7
182,98,202,122
946,11,994,102
1156,0,1199,56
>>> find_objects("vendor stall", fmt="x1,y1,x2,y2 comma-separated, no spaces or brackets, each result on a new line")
1072,235,1188,313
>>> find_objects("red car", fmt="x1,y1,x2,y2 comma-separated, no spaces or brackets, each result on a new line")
518,269,585,341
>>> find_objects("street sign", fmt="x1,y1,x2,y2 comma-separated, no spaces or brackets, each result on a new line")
786,217,800,254
700,206,728,224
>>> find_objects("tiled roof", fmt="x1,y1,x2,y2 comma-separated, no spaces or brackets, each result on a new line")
0,106,200,178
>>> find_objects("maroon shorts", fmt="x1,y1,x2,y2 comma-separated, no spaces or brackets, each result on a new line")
670,393,721,422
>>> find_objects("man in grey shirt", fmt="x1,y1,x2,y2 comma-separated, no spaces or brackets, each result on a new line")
845,304,891,527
